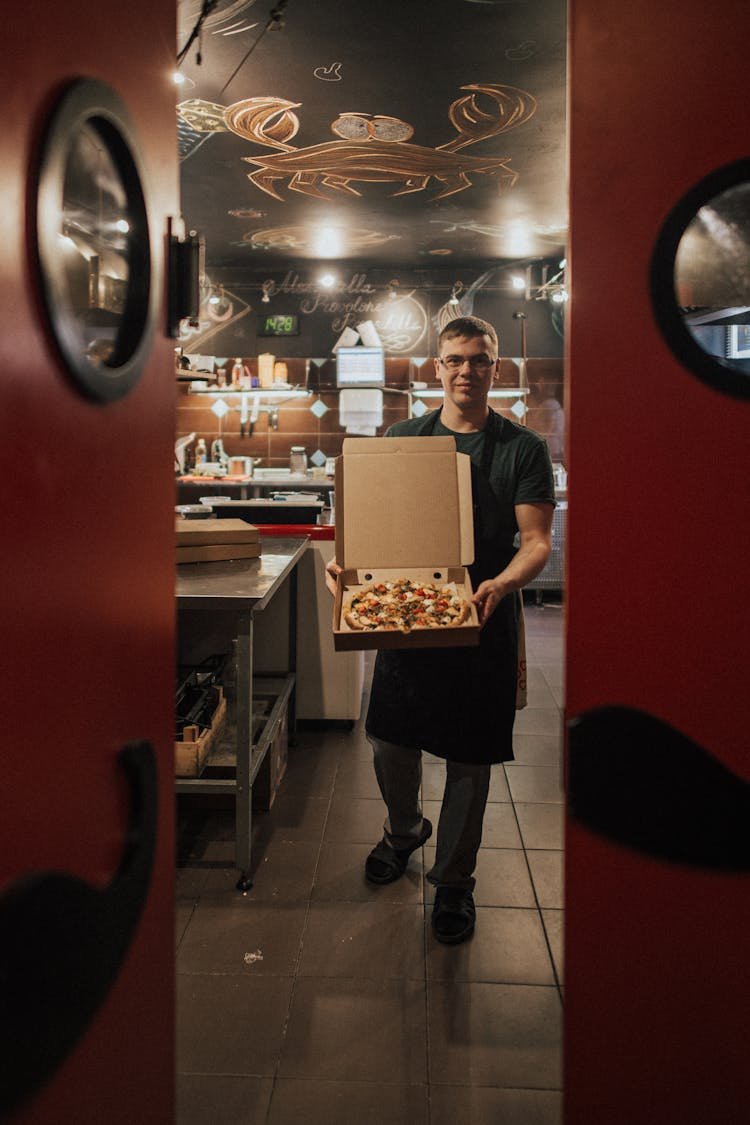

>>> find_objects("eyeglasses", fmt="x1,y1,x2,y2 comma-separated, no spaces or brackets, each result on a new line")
438,354,496,372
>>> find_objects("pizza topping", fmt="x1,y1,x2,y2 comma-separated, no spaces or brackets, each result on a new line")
343,578,471,633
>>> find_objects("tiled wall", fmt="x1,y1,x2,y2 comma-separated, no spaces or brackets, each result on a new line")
176,355,565,471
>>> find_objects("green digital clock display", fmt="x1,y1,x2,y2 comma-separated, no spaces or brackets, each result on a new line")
258,313,300,336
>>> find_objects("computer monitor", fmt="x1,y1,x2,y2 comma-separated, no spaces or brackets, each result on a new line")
727,323,750,359
335,346,385,388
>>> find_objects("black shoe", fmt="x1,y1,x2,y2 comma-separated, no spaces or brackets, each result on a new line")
431,886,476,945
364,819,433,885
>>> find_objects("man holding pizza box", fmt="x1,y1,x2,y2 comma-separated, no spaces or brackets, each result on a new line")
326,316,555,944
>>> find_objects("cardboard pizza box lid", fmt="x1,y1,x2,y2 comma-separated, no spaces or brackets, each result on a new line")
175,518,260,546
334,436,474,569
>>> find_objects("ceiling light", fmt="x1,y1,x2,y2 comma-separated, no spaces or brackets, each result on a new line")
261,280,273,304
511,275,526,291
449,281,463,306
388,279,400,300
318,273,337,290
551,288,569,304
172,71,188,86
314,226,344,257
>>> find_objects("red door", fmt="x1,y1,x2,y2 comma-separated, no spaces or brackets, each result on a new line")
1,3,177,1121
566,1,750,1121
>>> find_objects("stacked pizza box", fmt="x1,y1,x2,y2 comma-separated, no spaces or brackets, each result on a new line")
332,436,480,651
175,517,261,564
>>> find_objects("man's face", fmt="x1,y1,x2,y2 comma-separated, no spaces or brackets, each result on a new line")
434,333,499,409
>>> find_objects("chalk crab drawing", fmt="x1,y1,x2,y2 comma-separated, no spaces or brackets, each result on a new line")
222,83,537,201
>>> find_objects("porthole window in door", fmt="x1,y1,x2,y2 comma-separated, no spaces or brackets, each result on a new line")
34,79,153,402
650,159,750,400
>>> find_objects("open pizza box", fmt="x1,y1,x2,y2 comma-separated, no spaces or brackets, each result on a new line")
332,436,481,651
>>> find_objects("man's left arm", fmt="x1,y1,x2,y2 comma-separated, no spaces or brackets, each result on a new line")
472,502,554,625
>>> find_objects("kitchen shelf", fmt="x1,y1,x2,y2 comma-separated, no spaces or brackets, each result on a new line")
186,384,529,398
412,388,529,398
186,386,311,398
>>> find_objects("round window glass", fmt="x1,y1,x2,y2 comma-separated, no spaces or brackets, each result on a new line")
35,80,153,402
651,161,750,400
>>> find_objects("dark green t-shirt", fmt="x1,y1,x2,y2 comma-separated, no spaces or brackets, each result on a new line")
386,408,556,541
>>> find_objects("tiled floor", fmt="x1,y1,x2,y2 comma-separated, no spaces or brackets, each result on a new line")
176,602,564,1124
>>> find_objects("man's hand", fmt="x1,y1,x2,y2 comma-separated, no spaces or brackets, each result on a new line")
472,577,507,626
325,557,342,597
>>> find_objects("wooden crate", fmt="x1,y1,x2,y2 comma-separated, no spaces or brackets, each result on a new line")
174,687,227,777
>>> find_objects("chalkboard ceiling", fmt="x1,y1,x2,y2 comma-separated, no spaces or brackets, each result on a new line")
177,0,567,271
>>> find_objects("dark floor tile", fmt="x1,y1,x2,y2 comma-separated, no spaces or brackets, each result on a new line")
254,793,331,847
424,848,535,908
267,1078,428,1125
488,766,512,802
176,973,294,1075
426,907,555,986
474,801,522,848
428,1085,562,1125
515,802,565,850
323,793,388,843
505,764,564,804
548,682,564,709
312,841,425,903
542,908,564,985
512,707,563,737
279,977,428,1083
332,753,383,798
512,732,563,766
177,899,308,976
527,850,564,909
242,838,319,902
176,1074,273,1124
299,901,425,979
177,839,259,898
526,632,564,656
176,901,195,949
427,981,562,1089
422,798,521,852
538,660,564,689
279,746,342,799
523,676,560,711
177,803,236,844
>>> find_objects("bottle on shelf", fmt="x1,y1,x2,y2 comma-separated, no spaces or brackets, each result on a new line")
231,358,244,387
195,438,207,464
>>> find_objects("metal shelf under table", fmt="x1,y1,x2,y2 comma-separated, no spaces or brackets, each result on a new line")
175,537,308,889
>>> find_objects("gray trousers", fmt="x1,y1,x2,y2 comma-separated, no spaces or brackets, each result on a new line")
367,735,491,891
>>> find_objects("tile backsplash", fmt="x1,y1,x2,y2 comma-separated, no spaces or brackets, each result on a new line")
175,356,565,471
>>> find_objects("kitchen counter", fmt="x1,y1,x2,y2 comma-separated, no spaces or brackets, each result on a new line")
176,536,308,608
177,472,332,502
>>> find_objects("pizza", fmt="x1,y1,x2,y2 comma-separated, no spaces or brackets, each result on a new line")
343,577,471,633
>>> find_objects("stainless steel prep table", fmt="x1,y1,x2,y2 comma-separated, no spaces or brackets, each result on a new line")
175,536,309,889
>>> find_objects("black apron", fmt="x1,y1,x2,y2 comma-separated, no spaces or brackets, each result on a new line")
365,409,519,764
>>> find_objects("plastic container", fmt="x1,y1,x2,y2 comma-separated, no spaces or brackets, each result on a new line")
289,446,308,474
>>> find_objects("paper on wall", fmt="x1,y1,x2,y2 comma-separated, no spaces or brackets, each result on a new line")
356,320,382,348
339,387,384,435
332,326,360,352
